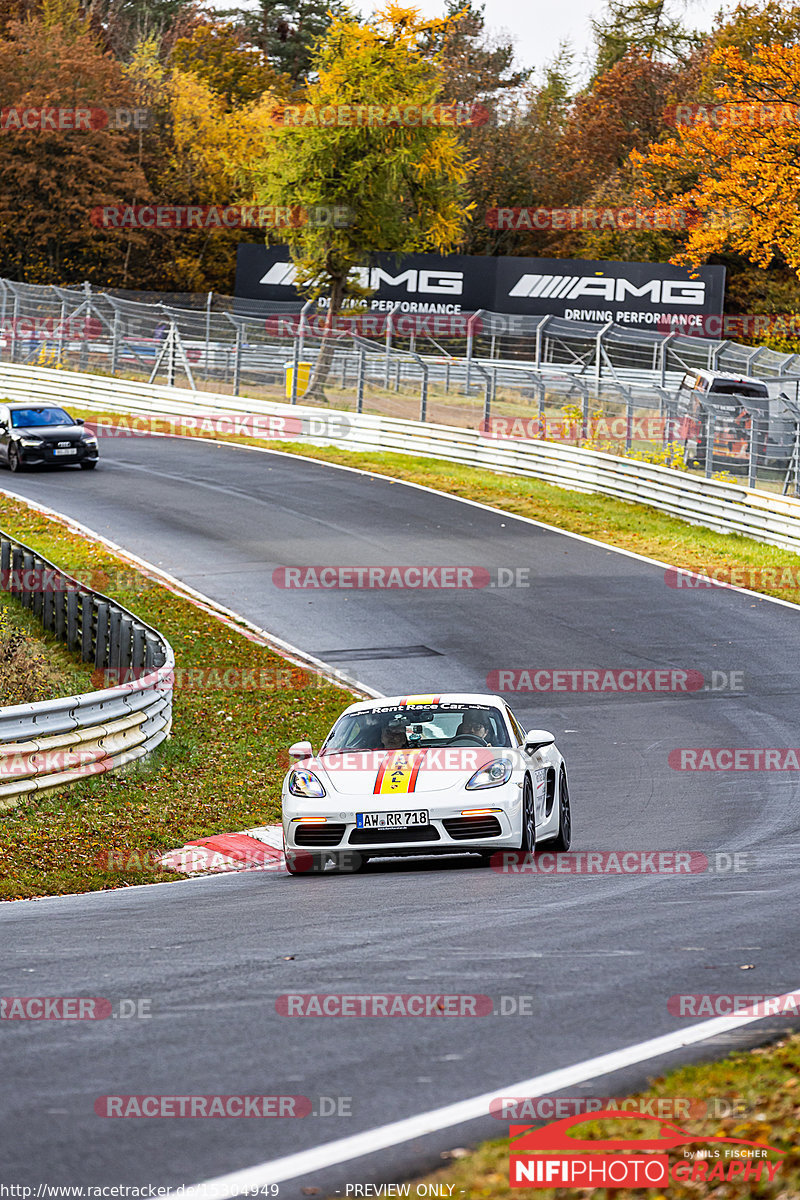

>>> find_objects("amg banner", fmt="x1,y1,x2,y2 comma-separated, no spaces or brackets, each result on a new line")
495,257,725,326
235,245,725,325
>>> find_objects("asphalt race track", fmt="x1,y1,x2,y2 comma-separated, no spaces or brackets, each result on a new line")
2,434,799,1195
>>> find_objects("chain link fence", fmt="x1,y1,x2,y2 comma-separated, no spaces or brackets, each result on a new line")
2,276,800,494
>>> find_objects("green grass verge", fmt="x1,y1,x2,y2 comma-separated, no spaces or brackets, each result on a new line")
402,1033,800,1199
0,494,354,900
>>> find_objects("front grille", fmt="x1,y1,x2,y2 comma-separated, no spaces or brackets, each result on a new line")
349,824,440,845
442,815,502,840
294,823,345,847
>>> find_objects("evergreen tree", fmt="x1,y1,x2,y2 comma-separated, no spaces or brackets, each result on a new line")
591,0,699,77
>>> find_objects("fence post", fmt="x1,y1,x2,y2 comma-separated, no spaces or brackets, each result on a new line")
167,320,176,388
233,323,243,396
384,303,400,388
465,311,482,394
535,315,552,370
21,552,34,609
705,411,715,479
55,589,66,641
710,339,731,371
57,298,67,364
412,356,429,422
626,396,634,450
32,559,43,619
290,328,300,404
659,333,676,387
205,290,212,380
110,307,121,375
66,589,80,652
9,546,22,597
748,413,758,488
109,608,122,674
119,616,133,672
43,578,55,632
95,602,109,669
291,300,313,404
79,281,91,371
132,623,146,672
0,280,7,358
81,595,94,662
595,321,613,385
356,348,365,414
10,290,19,362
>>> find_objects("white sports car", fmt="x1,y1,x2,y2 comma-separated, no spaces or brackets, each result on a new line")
281,692,571,874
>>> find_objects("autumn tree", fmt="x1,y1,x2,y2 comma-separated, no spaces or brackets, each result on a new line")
468,44,574,255
424,0,528,107
237,3,474,398
630,42,800,278
84,0,195,59
0,0,36,39
170,18,288,108
0,0,152,283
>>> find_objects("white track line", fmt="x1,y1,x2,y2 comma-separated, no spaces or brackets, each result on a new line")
174,989,800,1196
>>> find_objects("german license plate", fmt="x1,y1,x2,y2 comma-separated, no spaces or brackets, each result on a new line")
356,810,429,828
53,448,77,456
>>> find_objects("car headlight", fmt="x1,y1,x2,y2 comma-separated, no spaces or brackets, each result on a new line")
19,437,43,447
465,759,513,790
82,435,98,445
288,768,326,798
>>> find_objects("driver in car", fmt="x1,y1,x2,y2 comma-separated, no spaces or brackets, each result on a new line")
457,711,490,741
380,717,410,750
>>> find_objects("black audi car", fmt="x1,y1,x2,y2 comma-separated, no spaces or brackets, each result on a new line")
0,403,99,472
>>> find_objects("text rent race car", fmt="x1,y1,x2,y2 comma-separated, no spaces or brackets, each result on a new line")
281,693,571,874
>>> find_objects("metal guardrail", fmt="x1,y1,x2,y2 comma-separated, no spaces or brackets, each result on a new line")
0,531,173,810
1,362,799,556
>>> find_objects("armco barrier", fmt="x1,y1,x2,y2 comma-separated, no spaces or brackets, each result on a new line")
2,363,800,553
0,531,173,810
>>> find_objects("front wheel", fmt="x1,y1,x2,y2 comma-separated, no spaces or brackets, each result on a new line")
8,445,22,473
284,848,324,875
550,768,572,851
515,777,536,854
80,460,97,471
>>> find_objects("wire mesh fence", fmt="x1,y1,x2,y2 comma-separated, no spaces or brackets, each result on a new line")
2,276,800,495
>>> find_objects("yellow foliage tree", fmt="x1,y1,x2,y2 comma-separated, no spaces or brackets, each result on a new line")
631,43,800,274
235,2,475,396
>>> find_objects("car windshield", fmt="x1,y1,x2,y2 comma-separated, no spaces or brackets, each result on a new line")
10,407,74,428
321,703,512,752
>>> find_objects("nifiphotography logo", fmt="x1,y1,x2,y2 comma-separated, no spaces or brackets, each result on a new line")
508,1110,785,1188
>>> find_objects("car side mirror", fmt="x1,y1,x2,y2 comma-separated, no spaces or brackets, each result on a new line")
524,729,555,753
288,740,313,761
0,421,7,431
75,417,84,425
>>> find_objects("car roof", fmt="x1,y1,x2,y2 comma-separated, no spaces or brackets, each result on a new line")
340,693,510,716
691,369,764,385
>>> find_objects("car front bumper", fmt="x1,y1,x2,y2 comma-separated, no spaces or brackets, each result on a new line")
17,442,98,466
282,785,523,856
